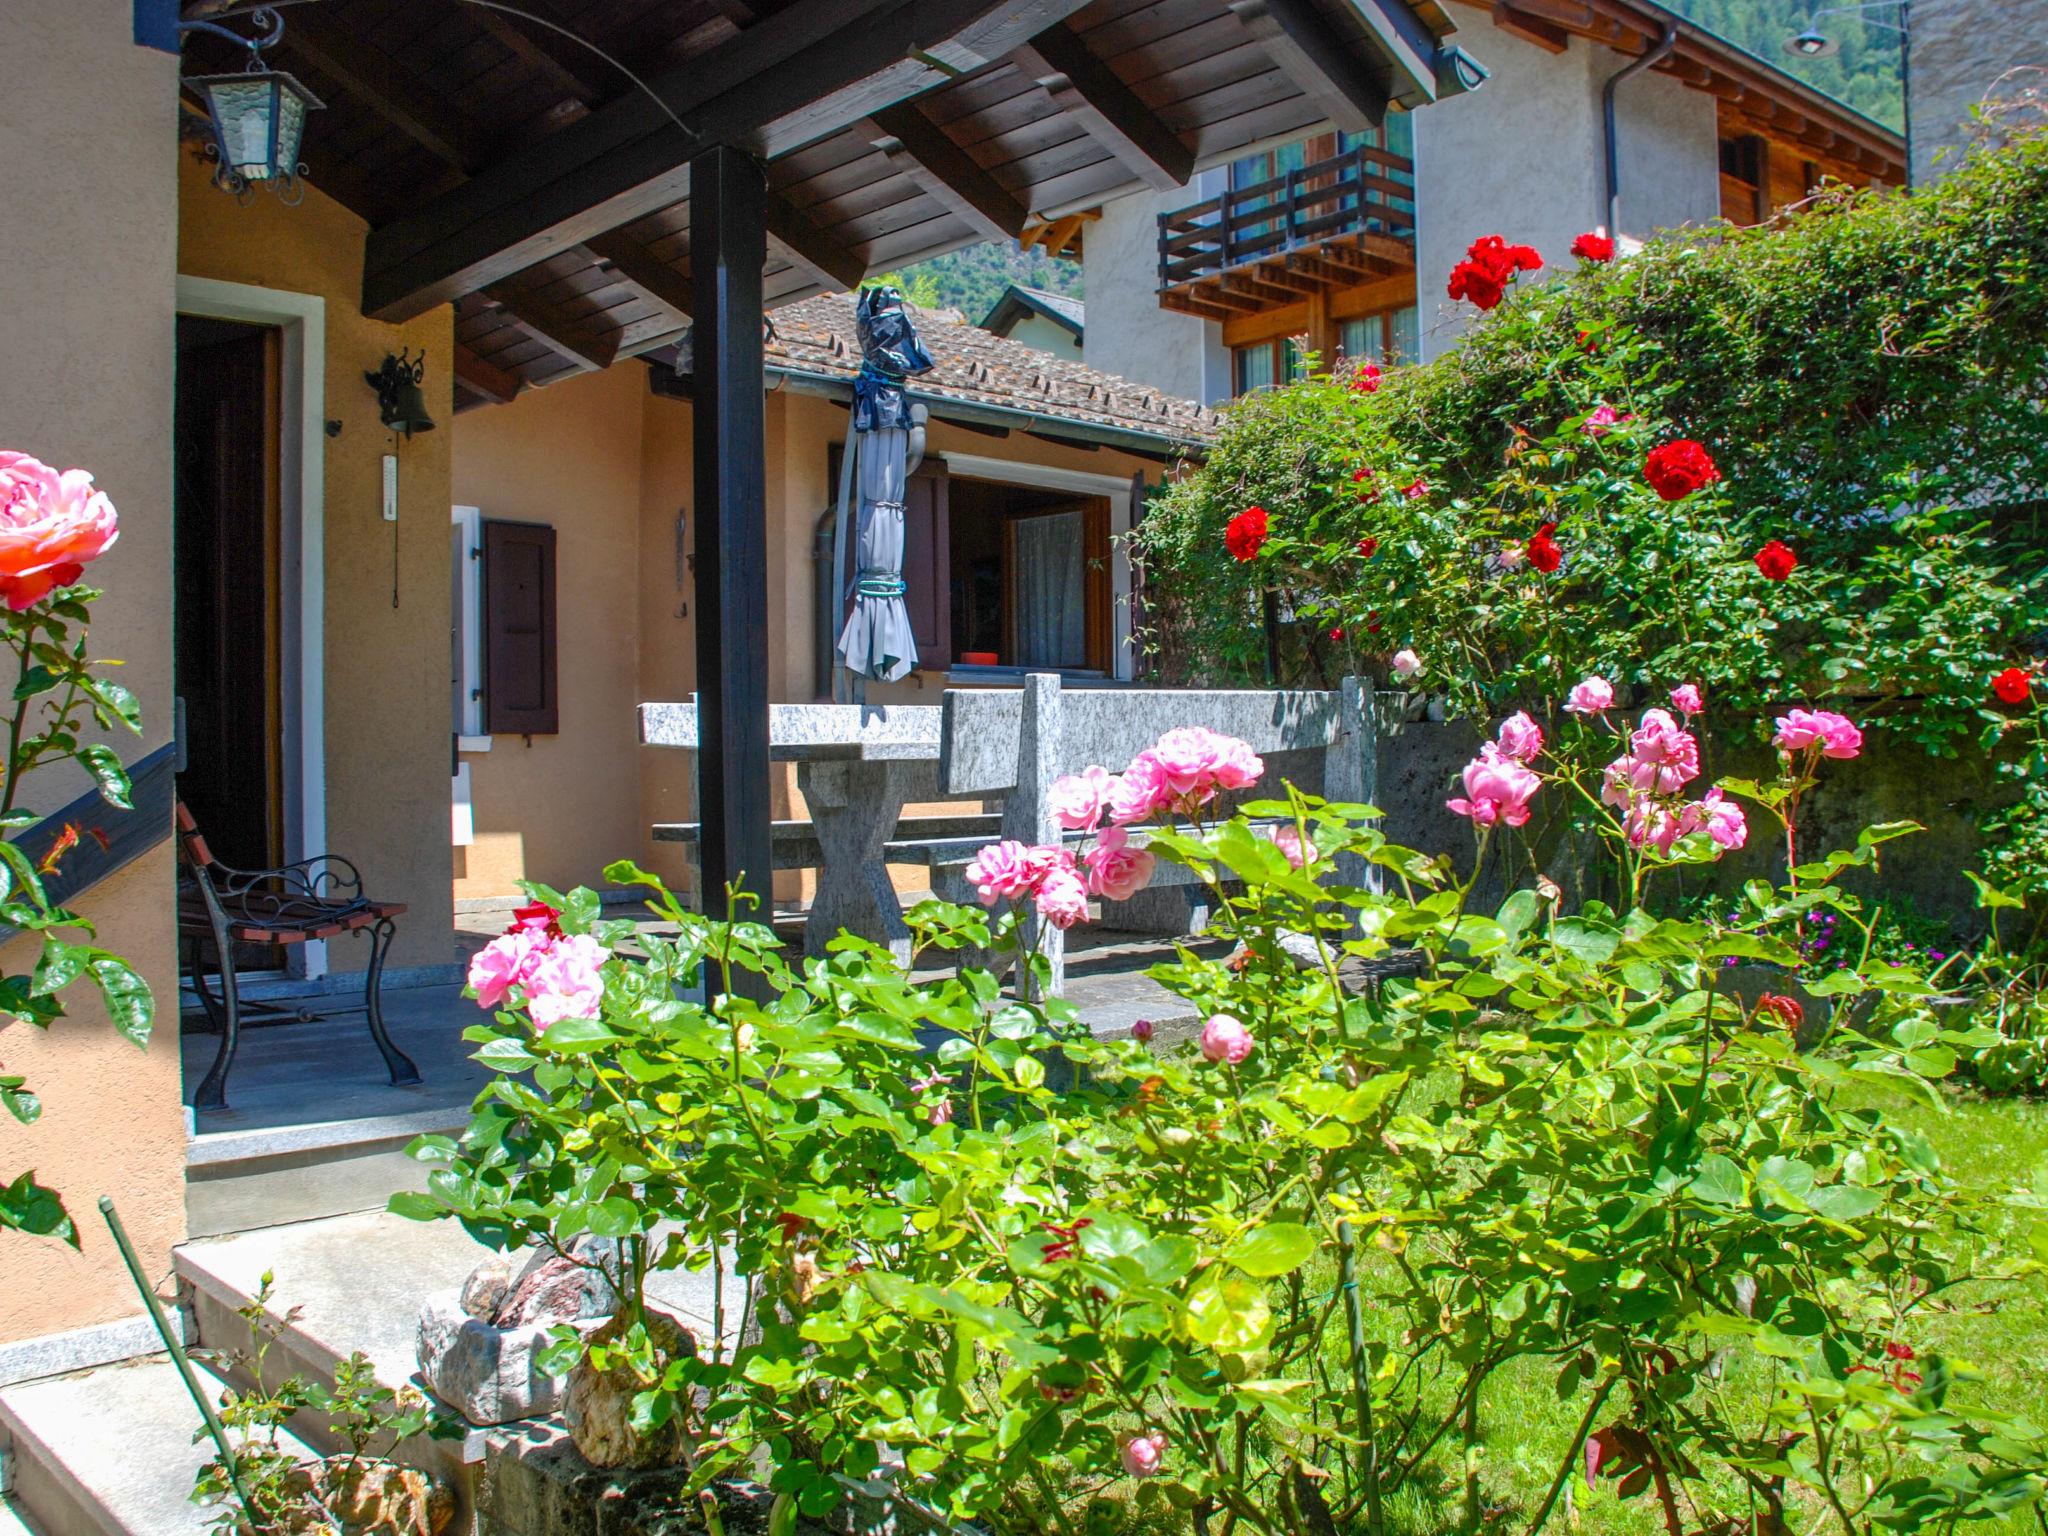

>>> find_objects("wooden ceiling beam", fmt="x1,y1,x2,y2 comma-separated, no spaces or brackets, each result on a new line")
453,344,524,405
482,284,614,372
1227,0,1389,135
280,10,492,173
763,194,867,292
362,0,1089,321
864,103,1030,242
466,7,610,109
584,231,696,320
1010,23,1194,191
1491,2,1569,54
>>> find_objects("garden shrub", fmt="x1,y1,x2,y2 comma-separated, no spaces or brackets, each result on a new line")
401,726,2046,1536
1131,127,2048,918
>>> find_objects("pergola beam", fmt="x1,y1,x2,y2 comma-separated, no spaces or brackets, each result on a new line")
585,231,696,321
864,103,1030,242
763,194,867,291
453,344,524,405
1010,23,1193,191
281,10,492,173
361,0,1089,321
1227,0,1389,134
482,284,614,372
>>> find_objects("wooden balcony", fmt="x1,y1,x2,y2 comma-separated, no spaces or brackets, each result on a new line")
1156,144,1417,320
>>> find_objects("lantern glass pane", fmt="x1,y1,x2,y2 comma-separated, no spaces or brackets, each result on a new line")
206,77,280,179
273,81,310,176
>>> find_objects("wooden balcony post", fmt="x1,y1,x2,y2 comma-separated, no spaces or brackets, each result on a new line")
689,142,775,940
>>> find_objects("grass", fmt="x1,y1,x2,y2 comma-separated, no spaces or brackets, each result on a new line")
1369,1086,2048,1536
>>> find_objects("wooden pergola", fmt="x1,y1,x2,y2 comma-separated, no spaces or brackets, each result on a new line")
181,0,1473,919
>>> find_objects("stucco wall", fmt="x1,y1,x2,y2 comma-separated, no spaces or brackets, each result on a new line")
452,366,648,900
178,156,457,973
996,312,1082,360
1082,187,1226,404
1615,65,1722,240
1909,0,2048,183
0,0,186,1346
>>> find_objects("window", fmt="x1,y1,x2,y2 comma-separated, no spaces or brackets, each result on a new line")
1338,305,1421,368
1231,336,1310,394
947,476,1112,674
481,519,558,735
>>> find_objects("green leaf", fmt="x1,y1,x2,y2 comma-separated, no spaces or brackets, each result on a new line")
1224,1221,1318,1278
1688,1154,1746,1207
11,665,58,702
535,1017,619,1053
75,744,132,810
87,956,153,1048
1182,1270,1273,1351
1549,916,1620,965
0,1169,77,1246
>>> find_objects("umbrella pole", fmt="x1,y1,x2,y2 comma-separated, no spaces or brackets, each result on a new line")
831,424,859,705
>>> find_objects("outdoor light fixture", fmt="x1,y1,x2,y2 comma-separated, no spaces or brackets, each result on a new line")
1784,27,1842,58
366,351,437,438
180,6,323,203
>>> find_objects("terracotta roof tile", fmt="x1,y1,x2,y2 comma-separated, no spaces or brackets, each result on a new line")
764,293,1220,447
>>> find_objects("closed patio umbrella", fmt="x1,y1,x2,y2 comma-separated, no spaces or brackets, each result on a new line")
834,285,934,700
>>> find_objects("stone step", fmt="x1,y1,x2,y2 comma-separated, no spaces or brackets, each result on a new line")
0,1354,316,1536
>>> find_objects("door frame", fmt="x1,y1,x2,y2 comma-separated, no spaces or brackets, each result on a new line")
931,454,1137,679
174,276,330,978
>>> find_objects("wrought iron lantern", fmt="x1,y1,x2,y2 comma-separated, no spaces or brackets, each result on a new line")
181,7,323,203
366,351,437,437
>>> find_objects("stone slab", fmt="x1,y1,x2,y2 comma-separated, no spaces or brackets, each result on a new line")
639,702,941,756
0,1355,317,1536
0,1314,180,1393
939,684,1345,795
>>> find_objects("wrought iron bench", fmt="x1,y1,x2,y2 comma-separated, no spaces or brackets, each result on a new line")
176,802,420,1111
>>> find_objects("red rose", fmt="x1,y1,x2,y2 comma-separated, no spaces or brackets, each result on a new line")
1350,361,1382,394
1643,439,1720,501
1753,539,1798,582
1526,522,1563,573
1754,993,1805,1030
1351,465,1373,483
1992,666,2033,705
1446,234,1543,311
1401,477,1428,500
1224,505,1269,562
1357,535,1378,559
509,899,563,938
1571,231,1616,262
1327,626,1344,641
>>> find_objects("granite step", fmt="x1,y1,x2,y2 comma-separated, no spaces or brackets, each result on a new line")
0,1354,315,1536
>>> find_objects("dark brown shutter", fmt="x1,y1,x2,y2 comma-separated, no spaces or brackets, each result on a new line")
481,519,558,734
901,461,951,664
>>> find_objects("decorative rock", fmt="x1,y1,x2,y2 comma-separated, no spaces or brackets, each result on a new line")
563,1309,697,1470
461,1253,513,1320
417,1239,622,1426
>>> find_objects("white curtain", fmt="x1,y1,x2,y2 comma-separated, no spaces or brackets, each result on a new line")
1014,510,1085,668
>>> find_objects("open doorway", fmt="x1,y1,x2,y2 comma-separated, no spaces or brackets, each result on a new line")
174,315,284,940
949,476,1112,675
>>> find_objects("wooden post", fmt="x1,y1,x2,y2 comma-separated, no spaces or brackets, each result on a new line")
690,144,774,936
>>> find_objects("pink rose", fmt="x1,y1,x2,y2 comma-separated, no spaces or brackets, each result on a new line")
1131,1019,1155,1043
1208,733,1265,792
1628,709,1700,794
1496,544,1527,573
1392,648,1422,680
1446,746,1541,828
1047,767,1112,832
0,452,120,610
1269,824,1316,870
1699,787,1747,851
1600,754,1637,811
1120,1430,1167,1478
1149,728,1222,800
1034,863,1091,930
1564,676,1614,715
1107,756,1167,826
966,840,1043,904
1200,1013,1254,1065
1773,708,1862,760
1581,404,1632,438
525,933,608,1031
1669,683,1704,718
467,930,544,1011
928,1097,955,1126
1496,710,1544,762
1084,828,1155,901
1626,800,1684,857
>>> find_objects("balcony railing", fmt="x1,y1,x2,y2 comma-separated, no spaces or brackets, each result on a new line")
1157,143,1416,304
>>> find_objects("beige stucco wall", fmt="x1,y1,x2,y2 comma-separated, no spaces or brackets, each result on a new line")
452,365,648,900
1909,0,2048,184
177,155,457,973
996,312,1083,360
0,0,186,1346
1083,177,1232,406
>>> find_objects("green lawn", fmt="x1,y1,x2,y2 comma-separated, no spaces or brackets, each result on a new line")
1376,1088,2048,1536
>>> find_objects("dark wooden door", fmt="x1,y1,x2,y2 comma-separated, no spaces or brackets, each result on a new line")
174,316,283,877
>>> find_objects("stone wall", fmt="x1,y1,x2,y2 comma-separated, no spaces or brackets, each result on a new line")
1909,0,2048,184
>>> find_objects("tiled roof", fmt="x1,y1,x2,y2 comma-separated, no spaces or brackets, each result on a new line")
763,293,1219,448
981,283,1086,338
